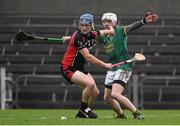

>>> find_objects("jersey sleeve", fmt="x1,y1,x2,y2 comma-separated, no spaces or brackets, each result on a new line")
74,35,87,50
116,26,127,37
91,30,101,37
74,40,87,50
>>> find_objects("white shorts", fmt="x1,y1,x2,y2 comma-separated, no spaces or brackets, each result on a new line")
104,69,132,88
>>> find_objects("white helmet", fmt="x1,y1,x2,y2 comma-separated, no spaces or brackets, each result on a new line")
101,13,117,25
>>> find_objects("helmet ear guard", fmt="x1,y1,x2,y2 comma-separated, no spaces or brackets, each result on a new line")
102,13,117,25
91,23,95,30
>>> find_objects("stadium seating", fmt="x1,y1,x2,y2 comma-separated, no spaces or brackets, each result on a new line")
0,14,180,109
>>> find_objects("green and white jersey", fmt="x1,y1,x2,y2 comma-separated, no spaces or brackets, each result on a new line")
97,26,132,71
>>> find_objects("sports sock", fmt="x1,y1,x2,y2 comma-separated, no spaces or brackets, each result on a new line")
133,110,141,115
80,101,88,110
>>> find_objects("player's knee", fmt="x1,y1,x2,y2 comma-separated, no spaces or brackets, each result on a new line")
93,89,99,97
87,82,95,89
86,81,99,97
111,92,124,100
104,95,112,103
111,91,119,99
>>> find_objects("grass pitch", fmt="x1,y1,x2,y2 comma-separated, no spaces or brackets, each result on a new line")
0,109,180,125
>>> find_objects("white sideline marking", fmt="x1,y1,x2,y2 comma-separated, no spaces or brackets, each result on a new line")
101,113,180,119
0,116,49,120
1,114,180,121
39,117,49,120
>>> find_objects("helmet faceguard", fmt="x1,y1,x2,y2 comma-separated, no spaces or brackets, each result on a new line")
102,13,117,25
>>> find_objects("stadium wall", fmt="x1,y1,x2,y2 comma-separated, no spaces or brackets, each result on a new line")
0,0,180,16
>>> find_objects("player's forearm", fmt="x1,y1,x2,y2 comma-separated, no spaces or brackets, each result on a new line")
125,20,144,34
125,12,158,35
99,26,114,36
85,54,107,68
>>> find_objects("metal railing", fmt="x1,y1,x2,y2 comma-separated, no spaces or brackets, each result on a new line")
139,75,180,108
13,74,180,109
14,74,67,108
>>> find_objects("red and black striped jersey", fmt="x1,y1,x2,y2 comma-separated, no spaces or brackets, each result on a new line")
61,29,100,70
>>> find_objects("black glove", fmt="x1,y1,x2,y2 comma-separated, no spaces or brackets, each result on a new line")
142,12,151,24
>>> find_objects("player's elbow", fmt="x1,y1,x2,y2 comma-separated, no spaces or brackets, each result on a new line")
84,54,93,62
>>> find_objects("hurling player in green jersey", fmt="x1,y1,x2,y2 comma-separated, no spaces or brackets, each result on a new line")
96,12,158,119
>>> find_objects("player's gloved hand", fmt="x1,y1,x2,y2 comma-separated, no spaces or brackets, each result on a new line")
142,12,159,24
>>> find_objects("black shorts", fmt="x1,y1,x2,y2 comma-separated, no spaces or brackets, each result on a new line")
61,66,88,84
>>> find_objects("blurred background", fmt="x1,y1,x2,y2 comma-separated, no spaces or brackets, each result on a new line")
0,0,180,110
